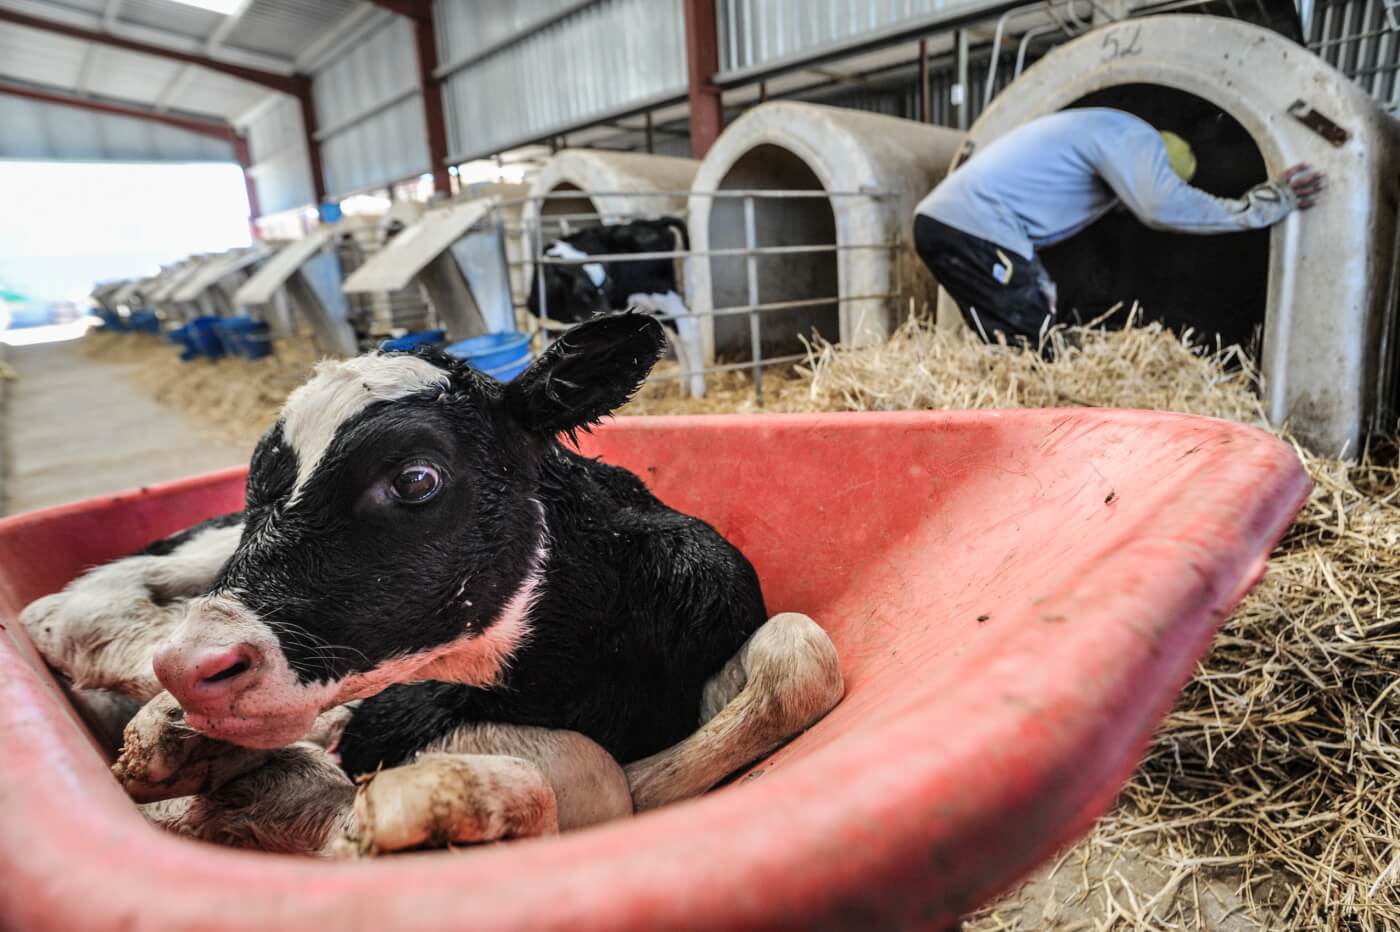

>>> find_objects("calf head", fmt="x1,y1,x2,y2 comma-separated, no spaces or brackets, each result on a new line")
154,312,666,748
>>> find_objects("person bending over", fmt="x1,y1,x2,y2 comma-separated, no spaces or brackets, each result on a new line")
913,107,1326,347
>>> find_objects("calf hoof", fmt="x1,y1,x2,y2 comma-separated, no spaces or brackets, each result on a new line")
337,753,559,856
113,692,269,803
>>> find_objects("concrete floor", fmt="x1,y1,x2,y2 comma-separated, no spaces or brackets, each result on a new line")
3,339,248,515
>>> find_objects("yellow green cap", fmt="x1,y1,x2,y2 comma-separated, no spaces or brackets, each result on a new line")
1160,131,1197,183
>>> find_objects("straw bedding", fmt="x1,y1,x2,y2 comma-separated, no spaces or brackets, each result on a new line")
84,315,1399,929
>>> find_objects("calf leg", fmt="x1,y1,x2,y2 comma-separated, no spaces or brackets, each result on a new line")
119,693,628,856
338,723,633,856
21,519,243,700
143,744,356,856
625,612,844,812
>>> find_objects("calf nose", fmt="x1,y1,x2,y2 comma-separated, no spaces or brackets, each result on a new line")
153,642,263,710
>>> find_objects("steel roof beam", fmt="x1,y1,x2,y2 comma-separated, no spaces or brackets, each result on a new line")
0,79,237,142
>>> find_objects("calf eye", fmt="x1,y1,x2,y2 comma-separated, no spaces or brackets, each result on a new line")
391,464,441,503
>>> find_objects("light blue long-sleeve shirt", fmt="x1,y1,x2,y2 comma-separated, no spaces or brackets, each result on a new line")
915,108,1296,260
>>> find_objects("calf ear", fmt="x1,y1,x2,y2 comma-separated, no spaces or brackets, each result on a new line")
505,311,666,438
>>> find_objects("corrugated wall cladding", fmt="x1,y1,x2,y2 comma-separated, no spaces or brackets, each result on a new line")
244,96,316,216
717,0,983,73
313,16,430,197
436,0,688,161
0,96,234,162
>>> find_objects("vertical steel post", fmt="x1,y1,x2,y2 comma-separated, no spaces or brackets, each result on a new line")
743,195,764,405
954,29,970,130
683,0,723,158
918,38,931,123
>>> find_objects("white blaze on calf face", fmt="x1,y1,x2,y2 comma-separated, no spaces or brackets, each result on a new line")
280,353,451,503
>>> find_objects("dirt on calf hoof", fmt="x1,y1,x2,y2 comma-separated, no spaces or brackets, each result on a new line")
112,691,269,803
337,754,559,857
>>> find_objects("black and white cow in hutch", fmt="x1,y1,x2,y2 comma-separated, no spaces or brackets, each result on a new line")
527,217,707,397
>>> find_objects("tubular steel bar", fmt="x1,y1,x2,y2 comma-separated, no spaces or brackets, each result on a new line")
743,194,764,403
645,352,809,384
531,243,895,265
508,189,898,201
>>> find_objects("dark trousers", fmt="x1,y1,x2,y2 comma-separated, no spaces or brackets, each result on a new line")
913,215,1057,349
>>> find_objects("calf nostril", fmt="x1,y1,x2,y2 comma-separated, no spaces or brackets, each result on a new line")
201,657,251,685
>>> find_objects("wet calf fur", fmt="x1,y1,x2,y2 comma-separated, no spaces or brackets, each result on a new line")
148,312,769,773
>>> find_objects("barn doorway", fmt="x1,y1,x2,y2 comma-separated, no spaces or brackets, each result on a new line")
708,144,839,360
1038,84,1270,356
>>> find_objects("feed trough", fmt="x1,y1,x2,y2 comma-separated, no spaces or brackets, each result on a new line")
0,409,1307,930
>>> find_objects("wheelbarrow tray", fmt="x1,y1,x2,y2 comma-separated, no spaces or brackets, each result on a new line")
0,409,1309,931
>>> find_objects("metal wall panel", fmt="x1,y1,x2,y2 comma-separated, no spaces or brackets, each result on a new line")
437,0,688,162
244,95,317,215
717,0,969,73
313,15,429,196
0,96,234,162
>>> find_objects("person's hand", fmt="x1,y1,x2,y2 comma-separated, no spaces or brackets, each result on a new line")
1281,163,1327,209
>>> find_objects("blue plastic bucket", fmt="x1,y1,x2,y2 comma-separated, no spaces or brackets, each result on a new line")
445,331,531,375
381,329,447,353
483,356,531,381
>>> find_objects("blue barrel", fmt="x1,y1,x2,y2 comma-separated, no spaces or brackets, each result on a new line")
213,316,269,359
187,316,226,359
381,329,447,353
128,310,161,334
444,331,531,381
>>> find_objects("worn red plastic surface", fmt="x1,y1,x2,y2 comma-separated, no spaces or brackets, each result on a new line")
0,410,1308,931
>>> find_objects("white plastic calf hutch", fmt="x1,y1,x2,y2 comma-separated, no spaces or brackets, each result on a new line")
686,102,964,367
947,14,1400,457
519,149,700,316
523,149,699,234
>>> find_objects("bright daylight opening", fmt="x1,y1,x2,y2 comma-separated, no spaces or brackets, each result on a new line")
0,160,251,345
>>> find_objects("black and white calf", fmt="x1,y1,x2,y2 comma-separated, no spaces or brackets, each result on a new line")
24,312,841,854
527,217,705,398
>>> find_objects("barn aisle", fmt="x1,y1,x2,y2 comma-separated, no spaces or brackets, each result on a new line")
3,338,247,515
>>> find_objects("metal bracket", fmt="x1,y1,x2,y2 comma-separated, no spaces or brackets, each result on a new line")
1288,100,1351,147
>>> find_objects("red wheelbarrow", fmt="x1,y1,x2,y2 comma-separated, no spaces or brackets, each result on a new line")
0,409,1308,931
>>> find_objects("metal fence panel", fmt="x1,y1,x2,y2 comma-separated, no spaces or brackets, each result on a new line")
436,0,688,162
1308,0,1400,109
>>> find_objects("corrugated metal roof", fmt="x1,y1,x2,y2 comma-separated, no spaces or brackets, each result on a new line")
117,0,224,40
86,45,183,102
0,21,89,88
0,0,369,129
221,0,360,60
164,67,269,118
